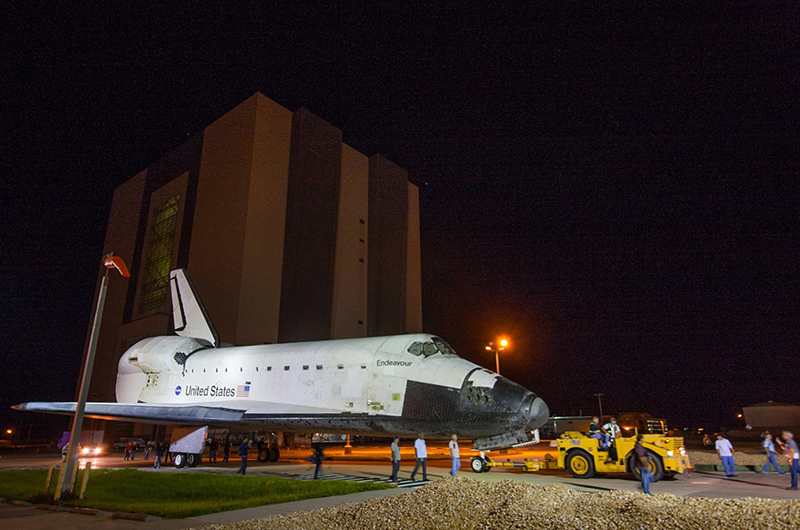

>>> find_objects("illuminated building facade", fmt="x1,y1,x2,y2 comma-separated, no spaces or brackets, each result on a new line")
82,94,422,438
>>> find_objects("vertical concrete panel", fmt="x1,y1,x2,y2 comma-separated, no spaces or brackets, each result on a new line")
189,95,258,344
236,95,293,345
279,108,343,342
86,171,147,402
367,155,408,336
406,182,423,333
331,144,369,339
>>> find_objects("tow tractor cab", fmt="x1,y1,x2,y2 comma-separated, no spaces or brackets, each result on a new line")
470,431,689,482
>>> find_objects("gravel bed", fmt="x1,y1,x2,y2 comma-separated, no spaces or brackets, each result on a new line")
688,450,790,466
193,477,800,530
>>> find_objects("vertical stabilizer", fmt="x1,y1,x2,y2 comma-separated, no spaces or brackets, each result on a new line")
169,269,219,347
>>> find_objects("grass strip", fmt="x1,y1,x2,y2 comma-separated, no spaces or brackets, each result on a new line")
0,468,389,518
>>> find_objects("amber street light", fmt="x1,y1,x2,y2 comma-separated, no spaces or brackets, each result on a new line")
485,338,509,375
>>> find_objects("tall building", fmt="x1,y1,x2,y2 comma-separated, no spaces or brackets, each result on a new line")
83,93,422,419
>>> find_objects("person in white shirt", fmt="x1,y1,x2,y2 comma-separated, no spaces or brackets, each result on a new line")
602,417,623,463
715,433,736,477
410,433,428,481
449,434,461,477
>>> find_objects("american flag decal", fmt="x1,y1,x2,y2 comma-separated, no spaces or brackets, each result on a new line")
236,381,251,398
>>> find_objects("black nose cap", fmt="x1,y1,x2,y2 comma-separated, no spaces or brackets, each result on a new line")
524,396,550,431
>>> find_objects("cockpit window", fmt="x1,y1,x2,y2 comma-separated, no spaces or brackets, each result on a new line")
407,337,458,357
407,342,423,356
432,337,457,356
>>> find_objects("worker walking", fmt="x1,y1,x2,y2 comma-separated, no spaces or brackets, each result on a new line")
783,431,799,490
410,433,428,482
633,434,652,495
715,433,736,477
449,434,461,477
390,436,401,482
761,433,785,475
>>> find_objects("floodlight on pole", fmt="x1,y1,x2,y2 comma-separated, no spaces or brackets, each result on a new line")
57,253,129,498
486,337,509,375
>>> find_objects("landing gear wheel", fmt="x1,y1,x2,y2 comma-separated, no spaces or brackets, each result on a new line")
628,451,664,482
258,449,269,463
566,450,595,479
174,453,187,468
187,453,201,467
269,447,280,462
470,456,488,473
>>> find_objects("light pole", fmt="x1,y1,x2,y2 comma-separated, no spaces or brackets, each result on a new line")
485,338,509,375
58,254,129,498
594,393,604,420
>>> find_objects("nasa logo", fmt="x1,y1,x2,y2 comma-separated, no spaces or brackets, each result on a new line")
175,386,182,396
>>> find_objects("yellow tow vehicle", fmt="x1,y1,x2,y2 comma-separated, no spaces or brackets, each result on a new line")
470,431,689,482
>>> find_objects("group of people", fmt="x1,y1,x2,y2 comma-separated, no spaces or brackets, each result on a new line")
206,438,234,463
388,433,461,482
588,416,623,462
714,431,798,490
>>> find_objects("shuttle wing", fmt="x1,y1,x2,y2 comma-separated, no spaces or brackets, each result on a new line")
12,402,245,425
169,269,219,347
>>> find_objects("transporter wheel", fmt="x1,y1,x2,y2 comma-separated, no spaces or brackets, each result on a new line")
566,450,595,479
269,447,280,462
470,456,488,473
627,451,665,482
174,453,187,468
258,449,269,463
187,453,201,467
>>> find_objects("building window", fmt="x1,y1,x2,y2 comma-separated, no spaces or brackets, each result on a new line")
139,195,180,317
284,366,290,371
303,365,309,370
316,365,323,370
337,364,344,370
267,366,272,371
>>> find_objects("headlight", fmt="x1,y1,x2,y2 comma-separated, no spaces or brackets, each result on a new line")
667,450,674,456
81,447,90,455
679,446,685,455
94,447,102,455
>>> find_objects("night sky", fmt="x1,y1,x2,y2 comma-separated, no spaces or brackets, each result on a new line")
2,3,798,438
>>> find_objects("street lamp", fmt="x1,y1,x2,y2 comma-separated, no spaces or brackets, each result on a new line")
485,338,509,375
58,253,129,499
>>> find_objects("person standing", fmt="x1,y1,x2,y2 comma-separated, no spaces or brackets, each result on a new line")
312,444,324,479
130,441,137,461
715,433,737,477
124,442,131,461
761,433,785,475
154,442,164,469
390,436,401,482
633,434,652,495
449,434,461,477
237,438,249,475
224,438,232,462
410,433,428,482
783,431,799,490
209,438,218,463
144,441,151,460
602,417,623,463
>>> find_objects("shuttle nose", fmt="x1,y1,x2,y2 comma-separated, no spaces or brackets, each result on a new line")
522,395,549,431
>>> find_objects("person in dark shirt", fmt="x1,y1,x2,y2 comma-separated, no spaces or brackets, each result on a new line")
237,438,249,475
589,417,609,448
634,434,652,495
224,438,232,462
311,444,324,479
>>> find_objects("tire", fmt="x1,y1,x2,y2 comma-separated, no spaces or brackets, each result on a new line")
174,453,187,468
470,456,487,473
269,447,280,462
628,450,665,482
187,453,201,467
258,449,269,463
565,450,595,479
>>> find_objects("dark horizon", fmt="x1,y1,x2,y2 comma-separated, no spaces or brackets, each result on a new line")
2,3,798,439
